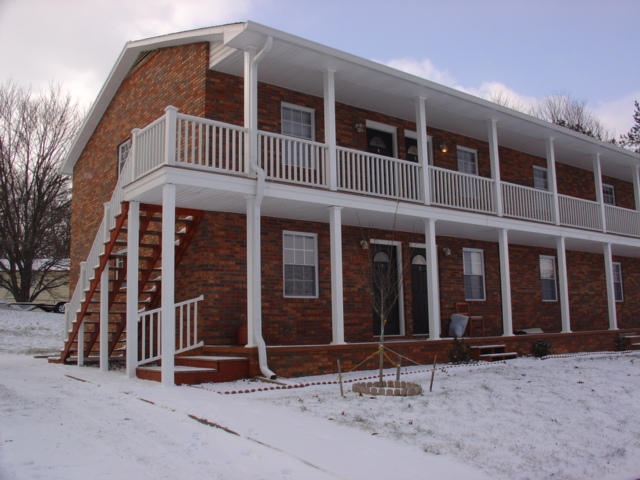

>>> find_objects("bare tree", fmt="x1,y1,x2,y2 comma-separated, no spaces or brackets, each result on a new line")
0,81,81,302
528,92,615,142
619,100,640,153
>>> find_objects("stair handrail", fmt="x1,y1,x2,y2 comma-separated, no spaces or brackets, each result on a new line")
138,295,205,366
63,151,134,344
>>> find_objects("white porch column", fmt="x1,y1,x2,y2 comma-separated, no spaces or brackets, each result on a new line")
125,201,140,378
99,263,109,372
415,96,431,205
497,228,513,336
556,236,571,333
161,184,176,386
324,68,338,191
603,243,618,330
77,261,86,366
487,119,503,216
633,165,640,211
424,218,441,340
593,153,606,232
546,138,560,225
329,206,345,344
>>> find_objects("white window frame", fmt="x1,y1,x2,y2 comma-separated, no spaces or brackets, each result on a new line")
539,255,557,302
366,120,397,158
463,248,485,301
603,183,615,206
118,139,132,176
613,262,623,302
457,146,478,175
533,166,549,191
283,231,319,298
281,103,315,168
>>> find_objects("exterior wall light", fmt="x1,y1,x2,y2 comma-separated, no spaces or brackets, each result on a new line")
439,144,448,153
360,240,369,250
355,123,364,133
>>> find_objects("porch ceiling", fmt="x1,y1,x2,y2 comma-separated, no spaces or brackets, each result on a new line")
125,167,640,259
215,22,639,181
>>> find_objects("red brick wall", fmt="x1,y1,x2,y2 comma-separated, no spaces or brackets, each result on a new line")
567,251,609,331
70,43,210,289
615,255,640,329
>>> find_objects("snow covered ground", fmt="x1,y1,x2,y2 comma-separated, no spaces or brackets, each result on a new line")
1,308,640,479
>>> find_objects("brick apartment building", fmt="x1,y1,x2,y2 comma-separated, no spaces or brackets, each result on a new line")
54,21,640,384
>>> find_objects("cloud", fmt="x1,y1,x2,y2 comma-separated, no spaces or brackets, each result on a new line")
0,0,255,107
381,58,457,87
593,92,640,138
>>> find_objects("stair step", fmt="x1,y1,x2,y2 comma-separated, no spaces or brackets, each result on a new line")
136,365,220,385
470,344,505,350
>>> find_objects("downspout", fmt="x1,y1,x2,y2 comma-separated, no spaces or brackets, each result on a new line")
248,36,276,379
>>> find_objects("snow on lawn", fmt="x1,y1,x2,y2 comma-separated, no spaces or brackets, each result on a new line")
1,308,640,480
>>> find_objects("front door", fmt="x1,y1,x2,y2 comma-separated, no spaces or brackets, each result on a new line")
372,244,400,336
411,251,429,335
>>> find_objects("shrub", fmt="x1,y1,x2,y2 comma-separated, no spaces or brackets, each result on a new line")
449,336,473,364
532,339,552,358
614,336,629,352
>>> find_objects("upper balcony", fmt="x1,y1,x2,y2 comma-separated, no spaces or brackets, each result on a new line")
125,108,640,239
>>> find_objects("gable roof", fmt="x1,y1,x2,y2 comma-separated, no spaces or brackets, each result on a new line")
61,21,640,179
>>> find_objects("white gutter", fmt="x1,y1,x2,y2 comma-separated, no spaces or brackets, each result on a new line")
248,35,276,379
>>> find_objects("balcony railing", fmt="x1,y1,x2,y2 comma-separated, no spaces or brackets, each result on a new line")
128,109,640,239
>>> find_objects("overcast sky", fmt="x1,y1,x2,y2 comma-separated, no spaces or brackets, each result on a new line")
1,0,638,136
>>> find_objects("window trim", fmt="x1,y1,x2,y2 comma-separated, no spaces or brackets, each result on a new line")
456,146,478,175
602,183,615,206
281,102,315,141
539,255,558,302
118,139,132,176
533,166,549,191
282,230,319,299
366,120,397,157
613,262,623,302
462,248,485,301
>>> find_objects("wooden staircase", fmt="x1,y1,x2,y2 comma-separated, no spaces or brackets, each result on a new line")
619,332,640,350
52,202,204,367
470,344,518,362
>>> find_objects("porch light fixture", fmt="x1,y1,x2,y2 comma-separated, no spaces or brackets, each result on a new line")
439,144,448,153
360,240,369,250
355,123,364,133
442,247,451,256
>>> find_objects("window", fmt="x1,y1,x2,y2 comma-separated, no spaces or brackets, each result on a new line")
540,256,557,302
281,103,315,167
118,139,132,175
613,262,623,302
603,184,615,205
463,249,485,300
283,232,318,297
533,166,548,190
457,147,478,175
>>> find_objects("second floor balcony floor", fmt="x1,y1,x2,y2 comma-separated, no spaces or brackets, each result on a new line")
123,107,640,240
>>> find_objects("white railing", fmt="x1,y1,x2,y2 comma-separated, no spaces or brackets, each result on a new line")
502,182,555,224
337,147,422,202
430,166,495,213
175,114,246,173
133,116,166,180
558,195,602,231
259,132,328,187
138,295,204,366
605,205,640,237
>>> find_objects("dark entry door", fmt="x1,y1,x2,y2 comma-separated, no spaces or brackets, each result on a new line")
411,250,429,335
372,244,400,336
367,128,394,157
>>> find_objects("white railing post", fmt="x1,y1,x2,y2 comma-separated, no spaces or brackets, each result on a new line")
77,319,84,366
103,202,111,243
79,261,87,302
164,106,178,166
130,128,140,181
